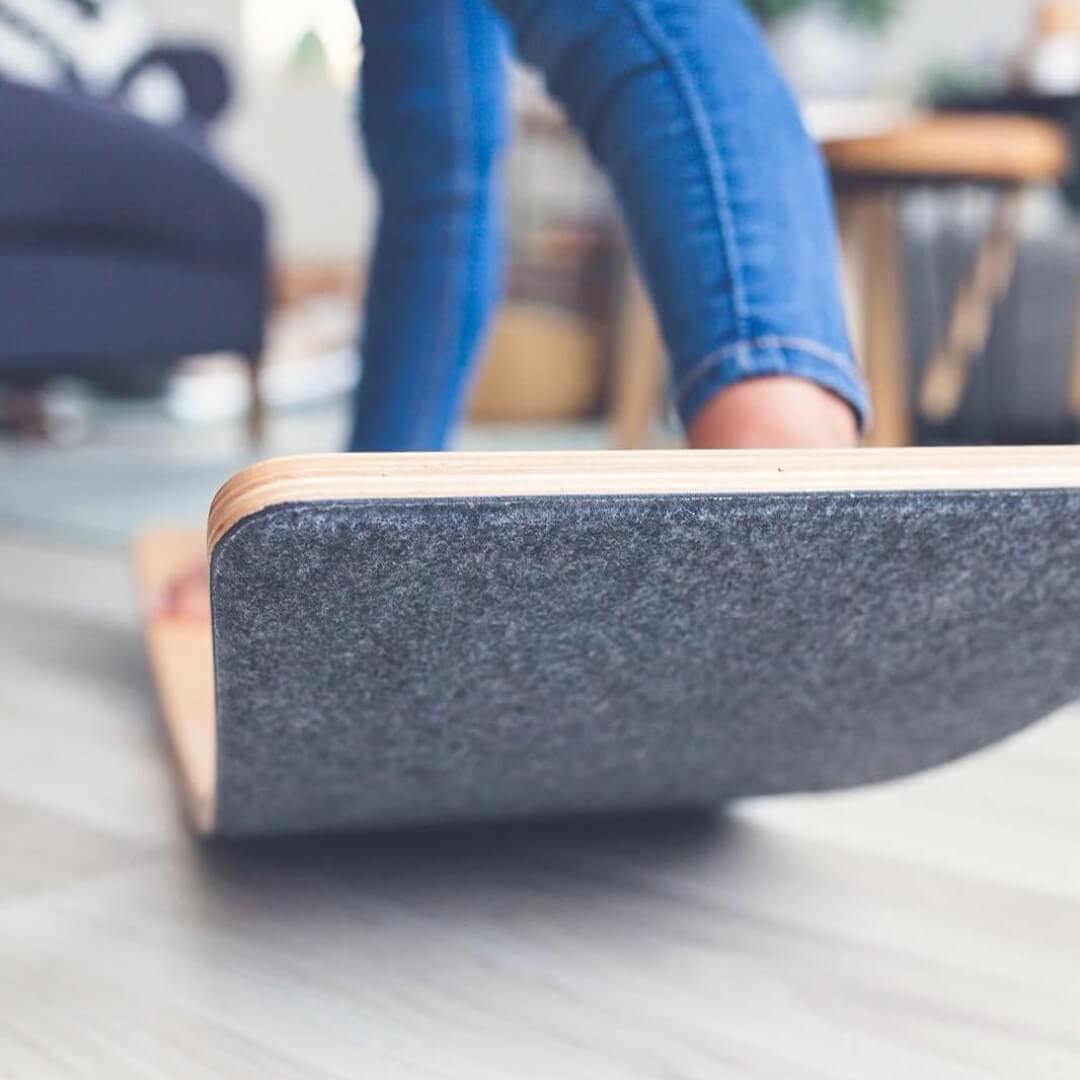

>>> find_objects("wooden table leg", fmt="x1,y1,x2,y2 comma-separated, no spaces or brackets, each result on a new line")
1068,283,1080,422
919,186,1024,424
836,190,869,370
851,188,913,447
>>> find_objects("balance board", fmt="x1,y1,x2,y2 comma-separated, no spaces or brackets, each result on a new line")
134,447,1080,837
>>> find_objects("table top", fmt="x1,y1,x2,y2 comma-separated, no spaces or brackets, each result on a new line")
2,529,1078,1078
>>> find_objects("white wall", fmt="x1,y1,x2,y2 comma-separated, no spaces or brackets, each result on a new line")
875,0,1036,90
143,0,1042,96
143,0,372,262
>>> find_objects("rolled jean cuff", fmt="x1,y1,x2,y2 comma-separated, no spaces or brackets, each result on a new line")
674,336,871,434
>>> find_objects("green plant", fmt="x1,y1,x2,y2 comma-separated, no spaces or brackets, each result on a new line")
745,0,900,32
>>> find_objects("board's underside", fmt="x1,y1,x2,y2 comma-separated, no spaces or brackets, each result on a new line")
138,464,1080,837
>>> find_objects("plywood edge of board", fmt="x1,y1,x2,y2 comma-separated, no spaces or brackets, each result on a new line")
132,528,217,835
208,446,1080,552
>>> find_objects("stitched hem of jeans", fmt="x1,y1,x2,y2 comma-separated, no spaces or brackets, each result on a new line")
675,338,871,432
616,0,750,338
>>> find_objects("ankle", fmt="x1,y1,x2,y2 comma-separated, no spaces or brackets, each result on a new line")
687,376,859,450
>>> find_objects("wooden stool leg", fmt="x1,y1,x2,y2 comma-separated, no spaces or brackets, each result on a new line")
837,191,869,365
857,189,913,447
1068,283,1080,424
609,259,665,450
919,186,1023,423
246,352,266,449
0,386,49,440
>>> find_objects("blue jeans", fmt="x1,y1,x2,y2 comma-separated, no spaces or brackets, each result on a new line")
350,0,868,451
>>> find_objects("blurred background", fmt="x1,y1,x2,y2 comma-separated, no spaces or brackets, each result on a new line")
5,0,1080,541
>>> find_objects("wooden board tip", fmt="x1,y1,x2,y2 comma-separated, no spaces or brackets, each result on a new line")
132,526,217,836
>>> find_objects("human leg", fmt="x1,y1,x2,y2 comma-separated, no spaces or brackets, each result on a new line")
492,0,866,447
350,0,509,450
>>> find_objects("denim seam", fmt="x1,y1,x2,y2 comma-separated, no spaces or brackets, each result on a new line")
675,335,857,409
615,0,750,340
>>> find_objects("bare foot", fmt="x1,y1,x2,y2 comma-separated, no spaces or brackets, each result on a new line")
151,562,211,621
687,376,859,450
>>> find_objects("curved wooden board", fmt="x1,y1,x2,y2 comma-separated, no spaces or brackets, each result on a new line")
140,447,1080,836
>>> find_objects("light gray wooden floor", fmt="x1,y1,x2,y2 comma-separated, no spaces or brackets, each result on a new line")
1,528,1077,1079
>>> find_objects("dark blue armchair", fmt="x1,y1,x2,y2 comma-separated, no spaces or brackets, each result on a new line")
0,57,267,424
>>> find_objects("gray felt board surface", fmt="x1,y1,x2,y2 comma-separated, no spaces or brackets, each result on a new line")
208,488,1080,836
